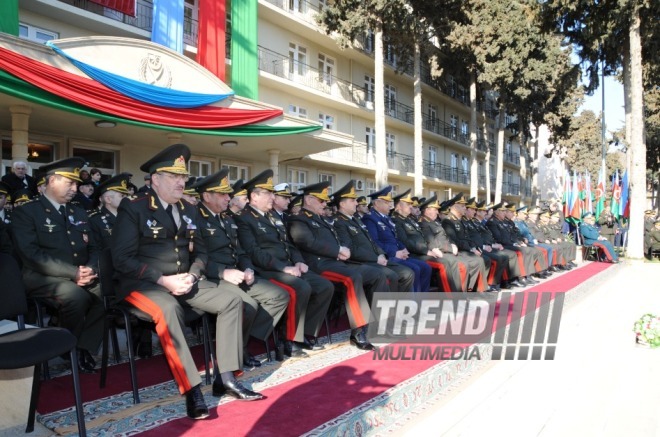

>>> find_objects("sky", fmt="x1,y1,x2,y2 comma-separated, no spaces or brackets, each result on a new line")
577,73,626,139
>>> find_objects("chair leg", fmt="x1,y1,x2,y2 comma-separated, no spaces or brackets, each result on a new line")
33,303,50,381
100,316,110,389
110,324,121,364
123,314,140,404
263,339,271,362
202,315,213,385
25,364,41,433
69,349,87,437
325,316,332,344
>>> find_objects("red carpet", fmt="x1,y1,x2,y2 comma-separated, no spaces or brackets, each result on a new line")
37,262,612,435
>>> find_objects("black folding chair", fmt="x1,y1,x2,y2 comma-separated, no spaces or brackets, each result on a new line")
98,248,215,404
0,254,86,436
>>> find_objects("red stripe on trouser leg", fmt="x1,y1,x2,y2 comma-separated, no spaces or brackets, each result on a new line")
321,271,366,327
488,260,497,285
552,250,558,265
516,251,526,276
426,262,451,292
268,279,297,341
458,263,466,291
538,247,548,267
125,292,192,395
502,267,509,280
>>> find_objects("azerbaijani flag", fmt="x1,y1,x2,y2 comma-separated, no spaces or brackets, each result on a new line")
585,171,593,214
563,170,571,217
621,170,630,218
569,172,582,220
595,165,606,220
611,170,622,218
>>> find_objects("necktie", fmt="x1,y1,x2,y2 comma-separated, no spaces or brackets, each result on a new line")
166,205,177,229
59,205,68,228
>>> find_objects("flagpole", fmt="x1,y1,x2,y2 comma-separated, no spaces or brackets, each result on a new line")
601,52,607,174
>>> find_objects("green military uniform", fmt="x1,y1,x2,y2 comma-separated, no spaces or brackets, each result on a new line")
234,171,333,344
647,221,660,255
11,159,104,359
111,145,244,398
193,170,288,360
89,206,117,252
597,209,618,246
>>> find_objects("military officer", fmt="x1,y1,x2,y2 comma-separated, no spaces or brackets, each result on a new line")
391,190,463,293
0,181,11,225
227,179,248,217
579,212,618,262
525,207,571,270
644,210,656,254
89,173,131,251
182,177,200,206
72,178,96,212
362,186,432,293
647,220,660,256
487,203,545,285
111,144,263,421
355,196,369,218
234,170,334,357
463,198,513,290
11,157,103,373
332,180,414,294
439,194,489,292
597,204,618,246
513,206,553,273
288,181,384,349
538,210,577,268
287,194,303,216
193,169,289,367
271,182,292,224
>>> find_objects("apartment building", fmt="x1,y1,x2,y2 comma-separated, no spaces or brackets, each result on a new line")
1,0,531,202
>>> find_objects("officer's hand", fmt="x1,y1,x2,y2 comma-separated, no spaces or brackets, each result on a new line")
223,269,245,285
493,243,504,250
483,245,492,253
451,244,458,255
471,248,481,255
296,262,309,273
284,266,301,277
395,249,409,259
244,268,255,286
431,248,444,258
377,254,388,266
158,274,193,295
338,246,351,260
75,266,98,286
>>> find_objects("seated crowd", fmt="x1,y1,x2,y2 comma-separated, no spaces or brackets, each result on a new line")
1,144,632,420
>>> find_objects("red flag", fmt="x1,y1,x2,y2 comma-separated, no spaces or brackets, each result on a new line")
197,0,227,81
89,0,135,17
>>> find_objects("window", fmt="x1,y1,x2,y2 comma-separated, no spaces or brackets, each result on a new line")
288,43,307,77
428,104,438,131
363,30,375,53
366,126,375,156
319,173,334,194
478,161,484,185
318,113,335,130
288,168,307,192
390,184,400,197
384,42,396,67
189,159,213,178
221,164,249,183
386,133,396,157
288,0,305,13
450,153,458,182
19,23,58,44
428,145,437,165
505,140,512,156
183,0,198,46
72,146,117,176
366,179,377,195
461,156,469,184
2,138,56,177
450,115,458,140
461,120,469,139
289,104,307,119
385,84,397,116
364,75,375,104
318,53,335,87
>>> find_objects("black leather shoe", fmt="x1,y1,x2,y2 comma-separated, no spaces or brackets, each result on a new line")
525,276,540,284
185,385,209,419
350,329,375,351
283,341,307,358
213,379,264,401
508,279,523,288
244,355,262,368
297,337,324,351
77,349,97,374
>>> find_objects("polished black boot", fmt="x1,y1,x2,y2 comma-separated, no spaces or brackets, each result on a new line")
185,385,209,419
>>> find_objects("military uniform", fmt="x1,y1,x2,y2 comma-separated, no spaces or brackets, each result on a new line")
235,197,333,344
647,223,660,254
462,214,512,287
89,206,118,251
11,161,104,358
194,173,288,356
111,146,245,403
580,213,618,262
334,212,414,293
597,209,618,246
486,210,542,278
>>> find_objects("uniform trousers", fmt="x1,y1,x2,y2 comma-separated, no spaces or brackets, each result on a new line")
23,270,104,354
392,257,432,293
124,281,242,395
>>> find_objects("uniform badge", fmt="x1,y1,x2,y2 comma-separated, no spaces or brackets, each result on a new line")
258,223,268,233
311,221,321,228
82,233,89,243
44,217,55,233
348,225,358,234
182,215,196,230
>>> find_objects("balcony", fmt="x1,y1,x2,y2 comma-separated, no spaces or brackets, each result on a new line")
309,142,369,166
502,182,520,196
59,0,153,31
262,0,322,26
504,151,520,165
258,47,370,106
387,152,415,173
423,161,470,185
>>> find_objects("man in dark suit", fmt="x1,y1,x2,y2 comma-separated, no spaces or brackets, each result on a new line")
288,181,386,350
332,180,414,294
193,169,289,367
11,157,103,373
137,174,152,194
0,181,11,225
88,173,131,251
234,170,334,357
72,178,95,212
2,161,38,197
111,144,264,420
362,186,432,293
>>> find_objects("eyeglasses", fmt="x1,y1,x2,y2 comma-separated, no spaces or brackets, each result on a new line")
156,172,190,182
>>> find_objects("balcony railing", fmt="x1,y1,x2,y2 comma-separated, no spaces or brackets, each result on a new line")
262,0,322,26
423,161,470,184
258,47,370,107
310,142,370,166
59,0,153,31
502,182,521,196
387,152,415,173
504,151,520,165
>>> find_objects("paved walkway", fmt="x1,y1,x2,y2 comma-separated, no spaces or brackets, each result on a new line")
400,261,660,437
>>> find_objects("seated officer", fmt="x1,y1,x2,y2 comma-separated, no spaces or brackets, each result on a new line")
234,170,334,357
227,179,248,217
112,144,263,421
579,212,619,262
11,157,103,373
363,186,432,293
391,190,462,292
271,182,292,223
193,169,289,367
647,219,660,256
288,181,385,350
89,173,131,251
332,180,414,294
72,178,95,212
538,210,577,268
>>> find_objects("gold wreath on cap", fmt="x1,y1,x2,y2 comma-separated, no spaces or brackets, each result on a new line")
54,167,82,182
157,155,189,175
341,186,357,199
311,187,332,202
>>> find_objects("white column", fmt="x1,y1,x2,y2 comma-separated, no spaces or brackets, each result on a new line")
10,106,31,164
268,149,280,182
